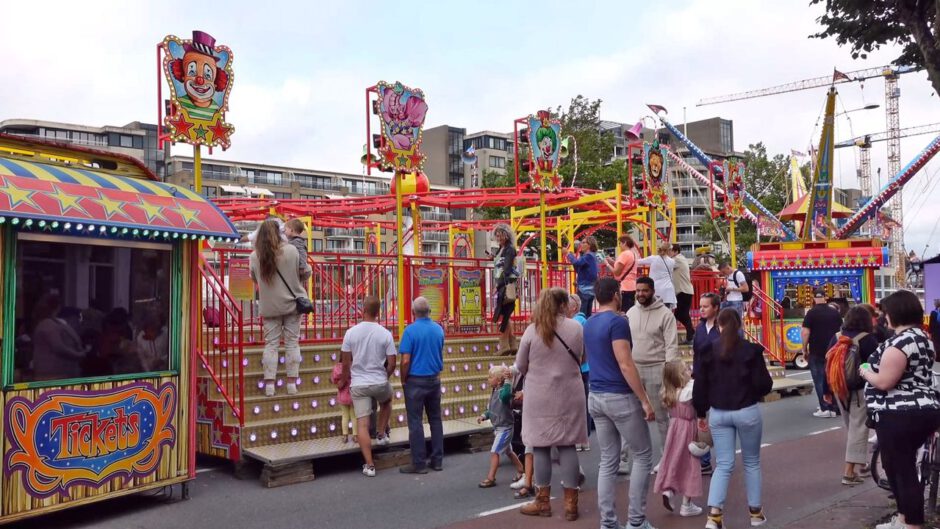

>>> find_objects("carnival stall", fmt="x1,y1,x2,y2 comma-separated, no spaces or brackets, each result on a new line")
0,133,240,522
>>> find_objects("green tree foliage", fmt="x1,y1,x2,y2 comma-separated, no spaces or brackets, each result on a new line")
697,142,791,262
810,0,940,96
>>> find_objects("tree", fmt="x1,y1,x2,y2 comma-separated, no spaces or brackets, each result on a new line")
479,169,514,220
810,0,940,96
696,142,791,261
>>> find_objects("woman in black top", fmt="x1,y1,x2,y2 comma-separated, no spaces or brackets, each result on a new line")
492,225,518,354
826,305,879,485
693,308,773,529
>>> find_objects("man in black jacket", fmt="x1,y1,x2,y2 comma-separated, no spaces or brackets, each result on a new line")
801,291,842,418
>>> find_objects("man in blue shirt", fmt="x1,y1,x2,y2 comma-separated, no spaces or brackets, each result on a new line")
568,237,600,317
585,277,657,529
399,296,445,473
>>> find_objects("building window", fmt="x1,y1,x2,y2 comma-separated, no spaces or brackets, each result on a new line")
354,240,364,251
242,169,283,186
201,186,218,198
14,234,174,383
272,191,292,199
489,156,506,169
719,121,733,153
313,239,323,252
182,162,194,171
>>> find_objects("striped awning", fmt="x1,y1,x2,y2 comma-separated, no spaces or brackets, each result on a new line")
0,156,239,240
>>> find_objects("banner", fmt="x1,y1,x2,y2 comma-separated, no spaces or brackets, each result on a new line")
376,81,428,172
6,382,176,498
642,140,670,209
757,214,788,239
413,267,447,321
527,110,562,192
456,269,483,327
228,258,254,301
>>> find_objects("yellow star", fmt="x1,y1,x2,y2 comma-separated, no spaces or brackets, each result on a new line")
175,204,202,227
48,190,89,216
1,183,39,211
137,200,167,224
94,192,126,219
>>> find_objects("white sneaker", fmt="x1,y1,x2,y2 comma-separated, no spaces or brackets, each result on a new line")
375,435,390,446
510,475,527,490
680,501,703,517
875,514,904,529
264,383,275,397
812,409,828,418
825,410,837,418
286,383,297,395
362,464,376,477
627,520,658,529
651,463,660,474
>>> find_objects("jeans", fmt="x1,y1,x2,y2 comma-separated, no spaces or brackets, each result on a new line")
675,292,695,342
621,290,636,313
579,291,595,318
875,409,940,525
707,404,763,510
589,392,653,528
622,363,669,465
808,355,837,412
720,300,744,320
261,313,301,380
403,375,443,468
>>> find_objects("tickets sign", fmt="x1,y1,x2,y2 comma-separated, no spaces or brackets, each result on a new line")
6,382,176,498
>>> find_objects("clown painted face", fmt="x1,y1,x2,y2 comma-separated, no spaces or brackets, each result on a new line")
182,51,220,108
539,135,554,158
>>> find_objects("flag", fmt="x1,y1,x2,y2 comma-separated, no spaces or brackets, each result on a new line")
833,69,851,82
790,149,806,157
646,104,668,115
757,214,787,239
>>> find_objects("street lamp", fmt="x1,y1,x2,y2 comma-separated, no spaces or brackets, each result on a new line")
837,103,880,116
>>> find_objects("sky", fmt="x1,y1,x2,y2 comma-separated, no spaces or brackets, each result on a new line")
1,0,938,254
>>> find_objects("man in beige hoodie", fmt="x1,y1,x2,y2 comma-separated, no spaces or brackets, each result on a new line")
620,276,680,473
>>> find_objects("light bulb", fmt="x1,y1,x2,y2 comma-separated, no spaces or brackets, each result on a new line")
253,406,260,415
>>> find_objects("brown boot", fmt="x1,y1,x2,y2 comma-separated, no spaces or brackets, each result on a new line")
563,487,578,521
520,485,551,517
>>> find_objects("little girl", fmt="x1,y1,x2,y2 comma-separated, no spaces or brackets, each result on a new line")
653,362,703,517
330,360,356,443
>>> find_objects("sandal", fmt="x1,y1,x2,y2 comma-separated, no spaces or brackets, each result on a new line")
514,486,531,499
478,478,497,488
512,472,524,482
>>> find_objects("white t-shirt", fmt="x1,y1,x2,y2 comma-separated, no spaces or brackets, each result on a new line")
341,321,397,387
637,255,677,305
726,270,746,302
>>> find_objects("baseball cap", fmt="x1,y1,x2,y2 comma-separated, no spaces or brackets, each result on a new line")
813,290,827,299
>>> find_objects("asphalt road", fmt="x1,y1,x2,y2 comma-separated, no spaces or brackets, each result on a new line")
17,370,841,529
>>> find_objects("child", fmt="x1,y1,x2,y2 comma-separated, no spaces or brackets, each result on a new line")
330,360,356,443
477,365,525,488
653,362,703,517
283,218,312,281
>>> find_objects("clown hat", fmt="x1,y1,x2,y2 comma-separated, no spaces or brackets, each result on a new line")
185,31,218,57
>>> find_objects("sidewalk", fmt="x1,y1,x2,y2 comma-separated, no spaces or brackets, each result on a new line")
441,429,895,529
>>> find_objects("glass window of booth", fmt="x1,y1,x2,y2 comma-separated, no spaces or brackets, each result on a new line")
13,234,174,384
780,280,855,319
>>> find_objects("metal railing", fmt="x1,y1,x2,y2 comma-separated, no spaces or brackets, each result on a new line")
196,252,245,426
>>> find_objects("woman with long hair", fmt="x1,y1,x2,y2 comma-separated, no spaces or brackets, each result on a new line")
693,308,773,529
826,305,879,485
516,287,586,521
861,290,940,529
492,224,519,354
250,219,306,397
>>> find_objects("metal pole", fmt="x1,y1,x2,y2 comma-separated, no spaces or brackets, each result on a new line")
730,218,738,268
396,171,405,336
616,183,623,240
539,191,548,289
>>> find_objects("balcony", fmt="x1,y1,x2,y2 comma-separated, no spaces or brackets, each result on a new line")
676,232,705,243
325,228,365,238
676,214,709,225
422,231,449,242
675,196,709,207
421,211,452,221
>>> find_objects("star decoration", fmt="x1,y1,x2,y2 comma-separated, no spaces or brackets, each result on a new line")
47,190,89,216
209,121,230,143
382,148,397,163
397,154,408,167
94,192,127,219
136,200,168,224
168,112,194,138
0,181,40,211
174,204,202,227
408,152,424,167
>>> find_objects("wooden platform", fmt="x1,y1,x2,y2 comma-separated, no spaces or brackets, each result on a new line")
763,376,814,402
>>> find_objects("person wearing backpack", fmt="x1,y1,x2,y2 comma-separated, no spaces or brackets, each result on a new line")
718,262,749,320
802,291,843,418
825,305,879,485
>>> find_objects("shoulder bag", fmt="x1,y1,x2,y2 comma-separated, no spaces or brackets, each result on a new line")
618,250,637,282
276,269,314,314
553,330,582,370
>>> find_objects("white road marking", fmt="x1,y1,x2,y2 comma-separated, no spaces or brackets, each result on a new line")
807,426,842,436
735,443,772,454
196,467,219,474
477,498,555,517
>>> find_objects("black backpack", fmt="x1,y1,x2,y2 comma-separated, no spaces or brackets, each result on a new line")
732,269,754,302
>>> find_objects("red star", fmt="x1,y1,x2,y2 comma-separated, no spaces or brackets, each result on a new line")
382,148,397,163
209,121,230,143
169,113,194,137
408,152,424,167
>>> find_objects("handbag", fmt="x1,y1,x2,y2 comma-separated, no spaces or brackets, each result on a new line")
695,424,714,447
503,282,517,304
553,330,582,370
276,269,314,314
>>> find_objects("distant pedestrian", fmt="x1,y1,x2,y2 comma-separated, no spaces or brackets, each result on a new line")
718,262,748,319
638,247,677,308
477,365,525,488
654,362,703,518
606,235,641,312
802,290,842,418
492,224,519,355
668,244,695,344
516,288,586,521
825,305,878,486
399,297,445,474
693,308,773,529
340,295,397,477
568,237,600,317
861,290,940,529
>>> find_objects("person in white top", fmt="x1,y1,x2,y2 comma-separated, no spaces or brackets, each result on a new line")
340,295,398,477
719,262,749,319
637,246,677,308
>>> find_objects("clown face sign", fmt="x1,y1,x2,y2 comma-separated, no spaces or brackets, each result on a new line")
160,31,234,149
526,110,562,192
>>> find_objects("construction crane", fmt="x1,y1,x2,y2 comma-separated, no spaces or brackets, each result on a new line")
698,64,920,286
835,123,940,199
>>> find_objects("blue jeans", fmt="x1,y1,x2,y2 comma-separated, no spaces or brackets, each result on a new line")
578,290,595,318
403,375,443,468
589,392,652,528
721,300,744,319
707,404,763,510
809,355,837,412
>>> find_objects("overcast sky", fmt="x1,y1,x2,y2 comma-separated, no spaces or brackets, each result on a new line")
1,1,938,254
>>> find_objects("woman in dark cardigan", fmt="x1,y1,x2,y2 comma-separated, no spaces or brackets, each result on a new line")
492,224,518,354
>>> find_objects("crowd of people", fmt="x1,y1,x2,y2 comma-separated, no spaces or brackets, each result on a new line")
246,221,940,529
